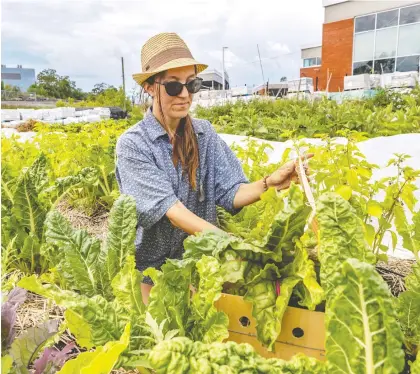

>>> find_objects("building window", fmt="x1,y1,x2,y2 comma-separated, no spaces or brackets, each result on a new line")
375,27,397,59
400,4,420,25
303,57,321,67
1,73,21,80
355,14,376,32
374,58,396,74
398,23,420,56
377,9,398,29
353,61,373,75
396,55,420,72
354,31,374,61
353,4,420,75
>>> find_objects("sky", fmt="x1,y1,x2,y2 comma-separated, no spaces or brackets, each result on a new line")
1,0,324,94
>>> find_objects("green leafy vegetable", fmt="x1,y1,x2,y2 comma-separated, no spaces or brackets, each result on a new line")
316,192,376,296
395,261,420,356
10,320,59,374
187,256,229,343
326,258,405,374
148,337,328,374
57,323,130,374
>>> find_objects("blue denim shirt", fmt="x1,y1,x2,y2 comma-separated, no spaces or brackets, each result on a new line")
115,109,248,284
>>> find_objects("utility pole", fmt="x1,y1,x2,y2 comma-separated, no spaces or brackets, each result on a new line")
257,44,266,95
222,47,228,93
121,57,126,112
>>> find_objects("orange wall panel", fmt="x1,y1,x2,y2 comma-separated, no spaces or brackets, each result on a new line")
300,18,354,92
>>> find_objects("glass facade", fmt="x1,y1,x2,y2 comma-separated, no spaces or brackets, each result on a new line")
352,3,420,75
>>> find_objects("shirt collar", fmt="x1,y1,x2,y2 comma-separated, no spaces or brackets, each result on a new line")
142,107,204,142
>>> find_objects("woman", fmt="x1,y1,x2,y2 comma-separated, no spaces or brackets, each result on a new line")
116,32,311,304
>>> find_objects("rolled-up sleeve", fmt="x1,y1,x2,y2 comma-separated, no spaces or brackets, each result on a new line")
213,130,249,215
115,136,179,230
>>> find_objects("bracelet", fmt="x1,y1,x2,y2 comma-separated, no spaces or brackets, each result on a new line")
263,175,270,191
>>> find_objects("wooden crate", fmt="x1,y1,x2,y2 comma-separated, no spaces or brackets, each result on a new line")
215,293,325,361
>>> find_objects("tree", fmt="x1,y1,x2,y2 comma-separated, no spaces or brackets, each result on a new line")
91,83,116,96
29,69,86,100
280,76,287,82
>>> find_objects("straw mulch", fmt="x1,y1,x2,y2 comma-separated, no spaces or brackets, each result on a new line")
14,291,140,374
56,200,110,241
376,257,415,296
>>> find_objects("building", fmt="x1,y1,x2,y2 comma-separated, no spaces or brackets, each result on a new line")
253,83,288,97
1,65,36,91
197,69,230,90
300,1,420,92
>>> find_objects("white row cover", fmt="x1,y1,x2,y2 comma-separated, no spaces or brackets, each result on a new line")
219,133,420,260
1,107,111,123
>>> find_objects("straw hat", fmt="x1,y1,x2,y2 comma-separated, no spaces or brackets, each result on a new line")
133,32,208,86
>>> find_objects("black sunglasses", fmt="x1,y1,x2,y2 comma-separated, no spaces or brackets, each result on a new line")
155,77,203,96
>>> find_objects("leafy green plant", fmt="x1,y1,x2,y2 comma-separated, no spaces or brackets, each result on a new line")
396,261,420,356
57,323,130,374
194,89,420,140
148,337,328,374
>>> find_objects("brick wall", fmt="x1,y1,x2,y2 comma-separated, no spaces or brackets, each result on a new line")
300,18,354,92
300,67,322,91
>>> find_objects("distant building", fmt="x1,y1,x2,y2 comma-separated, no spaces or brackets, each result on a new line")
300,1,420,92
198,69,230,90
1,65,36,91
253,83,288,97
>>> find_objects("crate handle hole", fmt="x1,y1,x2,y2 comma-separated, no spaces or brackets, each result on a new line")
239,316,251,327
292,327,304,338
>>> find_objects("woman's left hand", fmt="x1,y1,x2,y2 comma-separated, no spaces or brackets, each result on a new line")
267,154,314,191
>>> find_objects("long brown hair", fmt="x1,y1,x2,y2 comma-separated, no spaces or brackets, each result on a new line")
145,68,200,190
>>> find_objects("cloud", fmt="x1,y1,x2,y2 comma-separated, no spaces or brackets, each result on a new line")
266,41,291,54
207,49,247,69
1,0,323,91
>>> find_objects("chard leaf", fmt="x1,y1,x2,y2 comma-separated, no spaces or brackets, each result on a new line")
44,210,101,297
183,230,236,260
20,233,41,272
219,249,248,284
12,170,46,238
188,255,229,343
57,323,130,374
244,263,288,351
64,309,94,349
410,353,420,374
1,355,13,374
10,320,59,374
18,276,124,348
395,261,420,355
144,259,194,336
27,153,48,194
316,192,376,296
260,183,311,258
111,255,145,316
281,240,324,310
99,195,137,288
326,259,404,374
